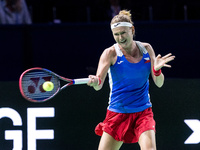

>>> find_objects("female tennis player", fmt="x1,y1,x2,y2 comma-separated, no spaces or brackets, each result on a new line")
88,10,175,150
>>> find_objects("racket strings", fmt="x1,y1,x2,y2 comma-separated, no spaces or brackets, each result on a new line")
21,70,60,102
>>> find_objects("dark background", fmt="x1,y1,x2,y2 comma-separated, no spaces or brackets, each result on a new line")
25,0,200,23
0,0,200,149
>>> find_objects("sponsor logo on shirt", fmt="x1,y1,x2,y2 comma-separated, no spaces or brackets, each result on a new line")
117,61,124,64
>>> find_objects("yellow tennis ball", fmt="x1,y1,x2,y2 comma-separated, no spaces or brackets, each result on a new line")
42,81,54,91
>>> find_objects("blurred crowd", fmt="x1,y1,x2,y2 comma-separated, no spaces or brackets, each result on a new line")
0,0,31,24
0,0,200,24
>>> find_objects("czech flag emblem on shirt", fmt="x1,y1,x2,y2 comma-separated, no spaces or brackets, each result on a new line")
144,57,151,63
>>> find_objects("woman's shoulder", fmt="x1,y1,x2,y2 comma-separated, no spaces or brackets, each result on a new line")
101,45,117,65
103,45,116,57
138,41,152,50
138,41,155,57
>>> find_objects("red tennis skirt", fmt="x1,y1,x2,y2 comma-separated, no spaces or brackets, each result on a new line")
95,107,156,143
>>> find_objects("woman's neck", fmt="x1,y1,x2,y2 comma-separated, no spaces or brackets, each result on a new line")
119,41,141,58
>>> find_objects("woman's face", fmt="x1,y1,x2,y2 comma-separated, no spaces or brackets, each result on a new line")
112,26,134,49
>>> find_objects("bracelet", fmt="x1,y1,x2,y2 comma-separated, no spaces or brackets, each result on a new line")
153,66,162,76
97,77,101,85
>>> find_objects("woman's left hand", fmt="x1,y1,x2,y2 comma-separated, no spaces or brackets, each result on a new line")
154,53,175,70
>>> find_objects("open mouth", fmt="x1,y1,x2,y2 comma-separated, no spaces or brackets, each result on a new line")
120,39,126,44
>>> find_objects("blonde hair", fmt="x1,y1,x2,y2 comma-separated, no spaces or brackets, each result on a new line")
110,10,134,25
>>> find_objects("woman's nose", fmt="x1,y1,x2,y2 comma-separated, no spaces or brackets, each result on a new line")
119,34,123,39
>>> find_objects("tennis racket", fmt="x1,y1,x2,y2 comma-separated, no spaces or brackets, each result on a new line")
19,67,90,103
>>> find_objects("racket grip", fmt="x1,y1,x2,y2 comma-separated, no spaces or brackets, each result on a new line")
73,78,90,85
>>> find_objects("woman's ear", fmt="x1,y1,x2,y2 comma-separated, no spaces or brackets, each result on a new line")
132,26,135,34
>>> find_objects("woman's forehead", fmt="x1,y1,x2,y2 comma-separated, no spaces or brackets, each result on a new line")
112,26,130,33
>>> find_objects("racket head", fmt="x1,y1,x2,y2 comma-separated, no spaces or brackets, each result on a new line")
19,67,61,102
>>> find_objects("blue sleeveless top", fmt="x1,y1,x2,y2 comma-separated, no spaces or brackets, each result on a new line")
107,41,152,113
